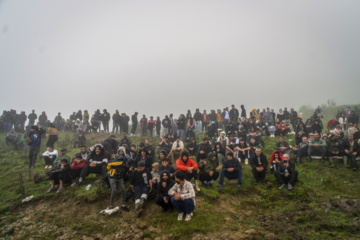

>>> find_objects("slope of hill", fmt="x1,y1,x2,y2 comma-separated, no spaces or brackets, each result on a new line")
0,105,360,239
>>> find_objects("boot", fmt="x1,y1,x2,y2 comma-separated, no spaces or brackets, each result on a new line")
195,180,201,192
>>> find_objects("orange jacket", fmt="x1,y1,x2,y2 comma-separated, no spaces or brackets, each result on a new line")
176,157,198,173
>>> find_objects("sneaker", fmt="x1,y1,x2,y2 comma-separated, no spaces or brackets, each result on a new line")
190,212,193,217
185,214,191,221
237,185,242,191
262,179,267,185
278,184,285,190
288,183,293,190
218,185,224,191
121,205,130,212
245,159,249,165
71,182,77,187
178,213,184,221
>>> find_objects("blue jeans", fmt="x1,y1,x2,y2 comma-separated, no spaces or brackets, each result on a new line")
177,129,185,141
219,169,242,186
109,178,126,207
4,122,11,133
171,197,195,214
195,121,201,133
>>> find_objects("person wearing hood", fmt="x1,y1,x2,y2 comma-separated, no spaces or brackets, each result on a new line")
135,148,153,171
73,131,86,148
184,127,195,143
207,121,218,138
199,152,219,188
159,137,171,156
155,171,176,212
175,151,200,192
102,135,119,156
214,142,226,167
78,144,110,186
161,115,171,137
217,131,229,150
269,150,283,173
186,139,198,159
107,148,130,211
240,105,246,119
196,137,212,163
119,136,132,148
131,161,152,216
218,152,243,191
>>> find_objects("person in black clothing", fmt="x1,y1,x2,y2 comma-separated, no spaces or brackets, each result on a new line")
342,134,359,170
225,122,236,136
207,121,218,138
135,148,153,171
161,116,171,137
131,161,152,216
218,152,243,191
78,144,110,186
159,137,171,156
122,113,130,134
27,125,46,168
274,154,298,190
131,112,138,136
73,131,86,148
240,105,246,119
347,111,359,126
156,117,161,137
312,120,322,134
250,147,268,185
229,105,239,122
28,110,37,127
237,138,250,163
102,109,111,132
119,136,132,148
155,170,175,212
47,159,72,193
186,139,198,158
102,135,119,156
143,139,155,161
184,127,195,143
196,137,212,163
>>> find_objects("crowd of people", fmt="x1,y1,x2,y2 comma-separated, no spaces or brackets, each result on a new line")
2,105,360,221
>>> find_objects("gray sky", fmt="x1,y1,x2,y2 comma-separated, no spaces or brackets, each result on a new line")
1,0,360,121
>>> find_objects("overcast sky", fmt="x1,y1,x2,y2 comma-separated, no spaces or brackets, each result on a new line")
1,0,359,121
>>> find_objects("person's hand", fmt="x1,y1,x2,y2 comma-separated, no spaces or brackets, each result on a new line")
90,162,96,167
51,171,54,173
200,150,205,154
203,161,207,165
228,168,233,172
314,143,319,147
345,150,349,154
209,171,213,176
353,152,357,156
149,187,152,193
187,167,194,172
285,173,290,177
174,193,181,200
164,197,168,204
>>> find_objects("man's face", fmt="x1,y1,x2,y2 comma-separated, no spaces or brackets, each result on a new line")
255,148,261,156
162,173,169,181
95,147,101,154
283,154,290,161
279,137,284,143
314,133,320,141
75,158,81,164
137,166,145,172
227,155,233,160
250,139,256,145
302,137,308,143
159,153,165,159
81,147,86,153
348,135,354,141
182,155,188,161
61,150,66,156
162,161,169,167
145,140,149,145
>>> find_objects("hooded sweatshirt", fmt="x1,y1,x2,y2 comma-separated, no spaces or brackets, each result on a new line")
157,171,175,200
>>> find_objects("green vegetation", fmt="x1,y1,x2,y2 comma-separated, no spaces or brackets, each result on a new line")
0,105,359,239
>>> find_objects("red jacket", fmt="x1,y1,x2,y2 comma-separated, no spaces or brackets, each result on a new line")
176,157,198,173
269,151,283,164
71,159,86,170
202,113,209,123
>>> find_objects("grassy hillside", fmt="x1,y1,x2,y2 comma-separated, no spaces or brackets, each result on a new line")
0,107,360,239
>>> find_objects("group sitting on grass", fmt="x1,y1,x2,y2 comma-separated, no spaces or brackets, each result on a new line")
17,105,360,221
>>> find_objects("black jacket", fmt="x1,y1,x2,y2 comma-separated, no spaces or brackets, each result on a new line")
131,169,152,186
250,153,268,170
277,161,296,175
157,171,175,199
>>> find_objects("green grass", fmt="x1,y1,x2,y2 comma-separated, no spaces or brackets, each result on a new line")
0,104,360,239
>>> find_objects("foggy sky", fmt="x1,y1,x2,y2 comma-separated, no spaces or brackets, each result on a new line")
1,0,360,121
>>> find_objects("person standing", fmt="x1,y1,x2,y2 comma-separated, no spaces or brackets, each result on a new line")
28,110,37,126
27,125,45,169
202,110,209,132
102,109,110,132
193,109,202,133
131,112,138,136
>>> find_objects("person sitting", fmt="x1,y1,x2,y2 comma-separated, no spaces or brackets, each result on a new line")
78,144,110,187
73,132,86,148
225,122,236,136
269,150,283,173
341,134,359,170
274,154,298,190
102,135,119,156
199,152,219,188
196,137,212,163
118,136,132,149
249,137,261,158
275,136,291,156
143,139,155,162
159,137,171,156
159,158,176,179
169,137,184,163
348,123,359,137
326,134,342,168
312,120,322,135
14,133,25,150
250,147,268,185
168,171,196,221
71,153,86,181
42,146,58,169
186,139,198,159
268,121,276,137
292,136,309,164
295,130,306,145
47,159,72,193
134,148,153,171
276,121,290,136
107,154,130,211
151,163,160,184
184,127,195,143
214,142,226,167
175,151,200,192
247,126,261,144
131,162,152,216
308,133,327,162
207,121,218,138
155,171,175,213
5,128,17,147
237,138,250,164
217,131,229,151
218,152,243,191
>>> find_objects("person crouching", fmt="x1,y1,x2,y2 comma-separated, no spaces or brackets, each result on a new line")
131,161,152,217
47,159,71,193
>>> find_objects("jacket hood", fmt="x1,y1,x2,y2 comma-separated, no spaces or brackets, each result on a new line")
118,146,126,155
